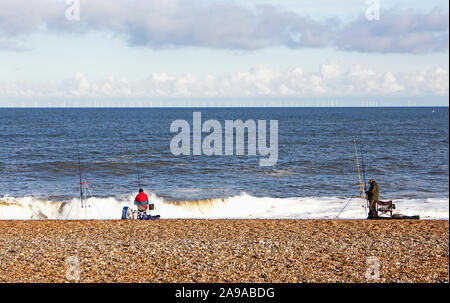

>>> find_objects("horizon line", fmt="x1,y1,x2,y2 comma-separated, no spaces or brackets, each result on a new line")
1,105,448,109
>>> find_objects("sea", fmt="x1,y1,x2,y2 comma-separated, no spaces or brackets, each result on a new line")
0,107,448,219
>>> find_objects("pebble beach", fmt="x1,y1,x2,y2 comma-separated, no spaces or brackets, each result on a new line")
0,219,448,283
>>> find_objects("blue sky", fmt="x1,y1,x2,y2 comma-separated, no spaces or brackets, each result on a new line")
0,0,448,106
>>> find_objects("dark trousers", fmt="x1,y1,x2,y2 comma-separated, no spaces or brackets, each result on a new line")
368,200,378,217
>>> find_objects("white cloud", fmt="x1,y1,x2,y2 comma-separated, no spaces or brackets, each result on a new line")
321,60,341,79
404,67,449,96
1,61,448,99
380,72,404,94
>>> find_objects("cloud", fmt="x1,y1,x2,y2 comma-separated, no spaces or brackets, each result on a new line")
0,39,29,52
337,7,449,53
1,61,448,98
0,0,336,50
321,60,341,79
0,1,447,53
77,0,337,50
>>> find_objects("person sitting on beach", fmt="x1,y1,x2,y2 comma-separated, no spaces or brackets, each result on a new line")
366,179,379,218
134,189,149,214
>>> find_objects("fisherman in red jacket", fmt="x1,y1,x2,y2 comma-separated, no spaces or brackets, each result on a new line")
134,189,149,212
132,188,160,220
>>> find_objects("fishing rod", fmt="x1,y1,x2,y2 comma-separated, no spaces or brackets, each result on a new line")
66,141,86,219
134,139,142,191
76,143,85,209
135,156,141,191
353,137,367,216
359,141,368,201
335,193,358,218
66,140,103,220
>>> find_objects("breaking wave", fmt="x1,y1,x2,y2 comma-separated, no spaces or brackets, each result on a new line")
0,193,448,220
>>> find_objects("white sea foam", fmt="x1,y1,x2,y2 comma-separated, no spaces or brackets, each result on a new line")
0,193,448,220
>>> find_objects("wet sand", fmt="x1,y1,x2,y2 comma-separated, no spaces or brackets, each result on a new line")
0,219,448,283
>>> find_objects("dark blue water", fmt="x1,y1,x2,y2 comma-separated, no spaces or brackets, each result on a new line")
0,107,448,202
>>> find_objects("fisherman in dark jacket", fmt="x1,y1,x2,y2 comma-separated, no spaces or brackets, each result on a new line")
366,179,379,218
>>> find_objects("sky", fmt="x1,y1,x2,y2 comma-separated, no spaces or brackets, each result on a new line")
0,0,448,106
